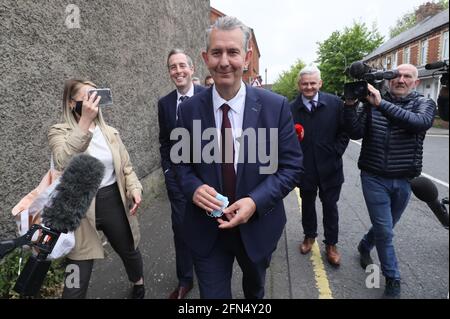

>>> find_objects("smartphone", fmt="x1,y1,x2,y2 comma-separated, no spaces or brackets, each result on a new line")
88,88,113,107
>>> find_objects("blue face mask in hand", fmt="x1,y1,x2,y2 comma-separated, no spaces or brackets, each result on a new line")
73,101,83,116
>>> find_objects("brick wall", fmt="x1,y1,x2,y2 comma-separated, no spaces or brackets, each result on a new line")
429,36,441,62
410,43,419,65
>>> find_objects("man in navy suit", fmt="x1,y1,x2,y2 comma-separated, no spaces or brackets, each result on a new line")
174,17,303,299
158,48,205,299
290,65,349,266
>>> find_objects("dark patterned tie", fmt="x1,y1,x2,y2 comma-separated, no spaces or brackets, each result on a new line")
176,96,189,121
221,104,236,204
310,100,316,113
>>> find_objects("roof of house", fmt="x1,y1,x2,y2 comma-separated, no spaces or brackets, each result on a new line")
364,9,449,61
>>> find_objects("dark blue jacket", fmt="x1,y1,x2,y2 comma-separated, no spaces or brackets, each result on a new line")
290,92,349,190
344,91,436,179
175,85,303,263
158,85,205,173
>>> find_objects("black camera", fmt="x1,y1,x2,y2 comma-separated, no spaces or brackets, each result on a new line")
425,60,448,86
427,60,449,121
344,61,399,99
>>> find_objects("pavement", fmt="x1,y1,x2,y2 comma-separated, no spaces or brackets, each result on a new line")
427,127,449,135
86,127,449,299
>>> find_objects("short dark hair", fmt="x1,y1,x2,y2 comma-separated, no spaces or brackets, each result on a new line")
167,49,194,68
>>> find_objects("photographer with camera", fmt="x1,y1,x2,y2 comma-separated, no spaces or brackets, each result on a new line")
343,64,436,298
425,60,449,122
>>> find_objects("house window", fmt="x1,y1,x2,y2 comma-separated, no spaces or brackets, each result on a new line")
443,31,449,60
392,51,398,69
420,40,428,66
404,46,410,64
383,56,388,69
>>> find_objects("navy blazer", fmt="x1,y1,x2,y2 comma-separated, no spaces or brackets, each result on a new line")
290,92,349,190
158,85,206,173
175,85,303,263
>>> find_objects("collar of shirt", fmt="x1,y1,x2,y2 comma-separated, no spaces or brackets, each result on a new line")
301,93,319,111
213,81,246,116
176,84,195,105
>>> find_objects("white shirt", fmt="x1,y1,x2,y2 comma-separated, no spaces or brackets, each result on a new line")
213,81,246,172
302,93,319,111
87,126,117,188
175,84,194,121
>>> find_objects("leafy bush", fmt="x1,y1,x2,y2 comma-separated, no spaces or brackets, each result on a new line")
0,249,65,299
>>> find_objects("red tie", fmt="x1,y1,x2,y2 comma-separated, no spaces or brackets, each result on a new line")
221,104,236,203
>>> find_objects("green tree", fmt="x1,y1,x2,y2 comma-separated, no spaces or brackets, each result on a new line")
389,0,448,38
389,12,416,39
272,60,305,101
316,22,384,95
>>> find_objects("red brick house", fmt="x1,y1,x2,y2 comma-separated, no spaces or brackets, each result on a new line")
364,9,448,102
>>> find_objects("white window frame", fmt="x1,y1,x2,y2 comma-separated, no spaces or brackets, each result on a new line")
392,51,398,69
404,46,410,64
443,31,449,60
420,39,428,66
383,56,388,69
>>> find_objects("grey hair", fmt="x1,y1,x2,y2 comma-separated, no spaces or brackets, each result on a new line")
397,63,419,79
167,48,194,68
206,16,252,52
297,64,322,83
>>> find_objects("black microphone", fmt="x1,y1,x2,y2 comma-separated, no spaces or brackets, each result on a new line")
348,61,372,79
425,61,446,70
410,176,449,229
0,154,104,297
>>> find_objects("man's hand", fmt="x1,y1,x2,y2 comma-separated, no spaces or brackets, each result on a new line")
218,197,257,229
193,185,223,213
344,98,358,107
366,84,382,107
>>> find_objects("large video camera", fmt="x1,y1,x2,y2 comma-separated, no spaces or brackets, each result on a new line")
0,154,104,298
0,224,61,297
425,60,449,86
426,60,449,121
344,61,399,100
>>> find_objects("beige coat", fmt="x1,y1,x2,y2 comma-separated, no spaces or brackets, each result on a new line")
48,123,143,260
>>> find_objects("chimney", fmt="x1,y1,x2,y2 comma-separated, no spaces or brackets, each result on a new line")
415,2,444,22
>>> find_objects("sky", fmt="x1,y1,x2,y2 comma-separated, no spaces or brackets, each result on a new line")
210,0,429,83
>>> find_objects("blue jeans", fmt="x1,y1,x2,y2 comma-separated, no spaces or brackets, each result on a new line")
359,171,411,280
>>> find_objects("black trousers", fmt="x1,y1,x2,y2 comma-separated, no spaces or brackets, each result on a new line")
300,185,342,245
165,170,194,288
62,183,143,299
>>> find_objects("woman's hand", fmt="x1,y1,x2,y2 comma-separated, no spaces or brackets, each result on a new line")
78,91,101,131
130,191,142,216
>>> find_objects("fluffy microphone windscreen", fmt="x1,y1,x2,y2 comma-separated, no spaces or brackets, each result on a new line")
410,176,438,203
42,154,105,232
